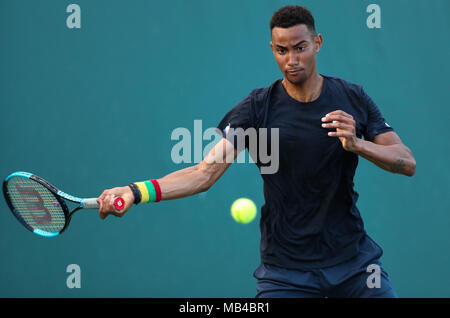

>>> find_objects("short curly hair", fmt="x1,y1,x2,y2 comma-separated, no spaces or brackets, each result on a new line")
270,5,316,37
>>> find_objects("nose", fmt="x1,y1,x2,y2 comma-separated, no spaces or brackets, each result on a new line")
287,51,299,67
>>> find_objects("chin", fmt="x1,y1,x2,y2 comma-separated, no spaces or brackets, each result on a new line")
286,73,308,85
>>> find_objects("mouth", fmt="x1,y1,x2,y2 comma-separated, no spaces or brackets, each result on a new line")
287,68,303,75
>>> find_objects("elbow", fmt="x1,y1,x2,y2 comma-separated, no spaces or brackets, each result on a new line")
407,159,416,177
402,157,416,177
406,147,416,177
401,146,416,177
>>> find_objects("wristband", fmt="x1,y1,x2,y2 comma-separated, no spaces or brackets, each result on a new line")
150,179,161,202
128,183,141,205
133,179,162,204
135,182,150,203
145,180,156,202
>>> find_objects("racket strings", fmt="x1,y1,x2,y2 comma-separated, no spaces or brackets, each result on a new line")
5,177,66,233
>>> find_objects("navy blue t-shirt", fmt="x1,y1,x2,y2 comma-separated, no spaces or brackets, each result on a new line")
216,75,394,270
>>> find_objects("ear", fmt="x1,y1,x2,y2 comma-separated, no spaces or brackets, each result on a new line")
269,41,276,55
315,34,323,53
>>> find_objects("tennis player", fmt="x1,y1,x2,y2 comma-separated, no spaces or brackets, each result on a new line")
97,5,416,298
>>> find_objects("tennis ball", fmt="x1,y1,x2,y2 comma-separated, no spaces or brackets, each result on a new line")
231,198,257,224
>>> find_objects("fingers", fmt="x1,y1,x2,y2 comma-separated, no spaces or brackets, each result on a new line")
99,193,113,220
321,110,355,137
321,122,354,130
97,187,131,220
322,113,354,125
98,189,109,202
322,111,360,152
97,189,110,219
323,110,354,120
327,131,354,138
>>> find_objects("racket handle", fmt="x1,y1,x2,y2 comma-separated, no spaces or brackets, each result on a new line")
82,198,100,209
82,197,125,211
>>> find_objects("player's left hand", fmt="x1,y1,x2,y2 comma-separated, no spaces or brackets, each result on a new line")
321,110,361,153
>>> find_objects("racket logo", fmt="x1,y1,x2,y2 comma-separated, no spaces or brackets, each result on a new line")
15,186,52,224
114,197,125,211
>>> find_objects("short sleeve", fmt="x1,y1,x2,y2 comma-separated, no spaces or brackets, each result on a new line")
360,87,394,142
216,90,255,150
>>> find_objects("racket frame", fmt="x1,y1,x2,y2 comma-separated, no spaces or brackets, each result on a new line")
3,171,89,237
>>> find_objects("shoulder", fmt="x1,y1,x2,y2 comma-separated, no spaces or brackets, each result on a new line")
323,75,373,113
254,79,280,92
251,79,280,100
323,74,364,98
242,80,280,127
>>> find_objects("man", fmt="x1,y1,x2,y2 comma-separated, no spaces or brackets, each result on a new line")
97,5,416,298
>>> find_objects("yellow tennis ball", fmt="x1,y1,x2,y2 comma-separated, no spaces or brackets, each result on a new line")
231,198,257,224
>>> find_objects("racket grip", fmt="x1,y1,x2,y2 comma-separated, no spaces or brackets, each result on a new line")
83,198,100,209
82,197,125,211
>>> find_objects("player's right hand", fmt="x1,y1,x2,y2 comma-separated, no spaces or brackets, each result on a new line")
97,186,135,220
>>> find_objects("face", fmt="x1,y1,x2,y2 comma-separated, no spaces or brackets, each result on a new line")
270,24,322,85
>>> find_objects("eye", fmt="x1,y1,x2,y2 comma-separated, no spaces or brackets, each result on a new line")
277,49,286,54
297,46,305,51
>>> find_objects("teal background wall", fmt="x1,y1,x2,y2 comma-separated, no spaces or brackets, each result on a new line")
0,0,449,297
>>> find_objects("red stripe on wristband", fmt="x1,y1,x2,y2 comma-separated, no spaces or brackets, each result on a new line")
150,179,161,202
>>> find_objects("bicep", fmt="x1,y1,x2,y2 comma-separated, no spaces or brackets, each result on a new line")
373,131,414,159
199,137,241,188
373,131,403,146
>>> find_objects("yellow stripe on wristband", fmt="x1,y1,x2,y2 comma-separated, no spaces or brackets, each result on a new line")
135,182,149,203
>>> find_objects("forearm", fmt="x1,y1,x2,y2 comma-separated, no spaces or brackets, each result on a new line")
156,164,211,201
354,139,416,176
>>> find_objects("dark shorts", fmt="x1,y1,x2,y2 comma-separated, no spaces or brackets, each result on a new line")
253,234,398,298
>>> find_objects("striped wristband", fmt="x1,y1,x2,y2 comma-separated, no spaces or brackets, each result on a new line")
150,179,162,202
128,183,141,205
133,179,162,204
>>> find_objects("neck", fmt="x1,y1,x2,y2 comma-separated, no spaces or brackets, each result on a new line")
282,71,323,103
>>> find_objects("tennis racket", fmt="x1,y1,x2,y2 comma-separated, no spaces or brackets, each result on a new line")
2,171,125,237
